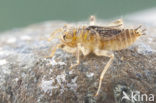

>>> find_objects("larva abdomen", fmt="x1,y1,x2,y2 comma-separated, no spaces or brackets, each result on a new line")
101,29,138,51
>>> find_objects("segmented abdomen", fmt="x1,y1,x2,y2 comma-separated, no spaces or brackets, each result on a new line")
101,29,138,51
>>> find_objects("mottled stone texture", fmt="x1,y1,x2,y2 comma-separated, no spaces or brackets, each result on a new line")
0,15,156,103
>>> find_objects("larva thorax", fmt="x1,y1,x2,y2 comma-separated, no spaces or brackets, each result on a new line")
61,27,96,46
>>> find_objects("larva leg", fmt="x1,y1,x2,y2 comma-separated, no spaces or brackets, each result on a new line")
69,43,91,69
69,48,80,69
89,15,96,25
78,43,90,56
94,49,114,96
108,19,123,28
45,44,62,58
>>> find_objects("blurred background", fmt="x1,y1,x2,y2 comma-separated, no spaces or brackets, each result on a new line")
0,0,156,32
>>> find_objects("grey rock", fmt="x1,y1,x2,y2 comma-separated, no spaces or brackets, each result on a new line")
0,17,156,103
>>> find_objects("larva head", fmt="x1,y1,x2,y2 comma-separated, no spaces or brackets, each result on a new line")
61,28,77,43
135,25,146,37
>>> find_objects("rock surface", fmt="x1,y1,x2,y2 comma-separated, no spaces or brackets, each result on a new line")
0,13,156,103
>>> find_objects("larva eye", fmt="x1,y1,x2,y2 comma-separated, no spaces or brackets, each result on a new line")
63,35,66,40
60,44,65,48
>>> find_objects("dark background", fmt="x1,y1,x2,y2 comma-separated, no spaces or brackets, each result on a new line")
0,0,156,32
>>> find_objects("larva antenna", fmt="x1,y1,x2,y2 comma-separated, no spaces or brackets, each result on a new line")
48,24,70,42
